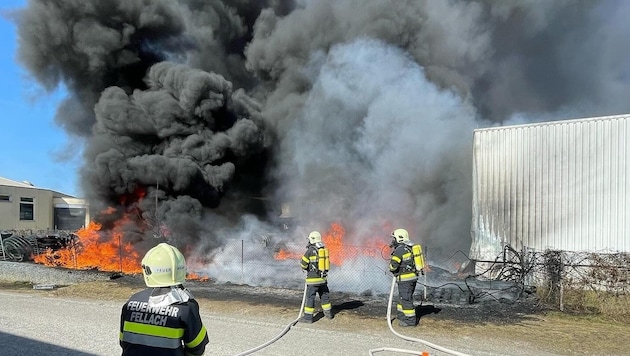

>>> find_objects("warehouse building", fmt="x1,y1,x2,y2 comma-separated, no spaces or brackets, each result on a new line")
0,176,89,233
471,113,630,260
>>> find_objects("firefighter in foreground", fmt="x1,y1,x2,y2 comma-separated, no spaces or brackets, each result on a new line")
119,243,209,355
300,230,333,323
389,228,425,327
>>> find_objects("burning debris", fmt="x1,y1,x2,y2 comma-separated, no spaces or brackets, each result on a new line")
8,0,630,295
33,221,142,273
0,231,77,262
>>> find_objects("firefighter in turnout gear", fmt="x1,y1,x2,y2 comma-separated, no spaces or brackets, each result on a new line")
299,231,333,323
389,228,425,327
119,243,209,356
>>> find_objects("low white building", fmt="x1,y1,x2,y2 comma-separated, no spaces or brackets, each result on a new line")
0,176,89,233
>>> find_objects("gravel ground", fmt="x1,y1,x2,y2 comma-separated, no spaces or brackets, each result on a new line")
0,261,114,285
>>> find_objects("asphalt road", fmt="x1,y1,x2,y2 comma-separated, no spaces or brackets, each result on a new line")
0,290,456,356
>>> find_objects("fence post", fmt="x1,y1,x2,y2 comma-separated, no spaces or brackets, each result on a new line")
0,236,5,261
423,245,427,300
544,250,563,310
558,252,564,311
119,234,123,273
73,243,78,270
241,239,244,284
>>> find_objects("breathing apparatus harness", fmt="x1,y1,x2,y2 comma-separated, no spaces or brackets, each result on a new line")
390,241,425,278
307,242,330,278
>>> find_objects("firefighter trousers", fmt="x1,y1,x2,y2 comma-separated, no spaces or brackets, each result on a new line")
396,279,417,325
303,283,331,321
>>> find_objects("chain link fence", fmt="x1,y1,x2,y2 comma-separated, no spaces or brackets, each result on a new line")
196,239,399,296
7,227,627,310
534,250,630,311
471,245,630,310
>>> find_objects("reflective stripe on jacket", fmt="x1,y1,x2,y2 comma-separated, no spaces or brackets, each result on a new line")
389,243,418,282
301,243,327,285
120,288,209,356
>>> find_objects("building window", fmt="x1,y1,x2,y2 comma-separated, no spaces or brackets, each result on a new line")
0,195,10,202
20,197,34,221
54,207,87,231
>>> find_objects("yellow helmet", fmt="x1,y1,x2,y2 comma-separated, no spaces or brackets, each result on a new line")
141,243,187,287
391,228,410,243
308,231,322,244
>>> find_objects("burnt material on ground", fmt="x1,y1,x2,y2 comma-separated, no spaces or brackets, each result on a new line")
114,272,544,325
1,261,544,326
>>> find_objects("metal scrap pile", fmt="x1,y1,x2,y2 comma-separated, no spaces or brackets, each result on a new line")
0,231,77,262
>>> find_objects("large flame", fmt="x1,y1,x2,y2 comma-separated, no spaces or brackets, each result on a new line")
33,188,148,273
274,222,389,263
33,187,210,281
33,220,142,273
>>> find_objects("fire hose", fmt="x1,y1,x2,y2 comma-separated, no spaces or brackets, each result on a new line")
233,282,308,356
367,277,472,356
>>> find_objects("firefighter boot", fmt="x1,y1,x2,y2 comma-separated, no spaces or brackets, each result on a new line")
300,316,313,324
398,319,416,327
324,310,334,320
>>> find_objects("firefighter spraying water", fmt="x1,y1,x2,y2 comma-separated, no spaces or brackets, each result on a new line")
369,229,472,356
388,228,425,327
299,231,333,323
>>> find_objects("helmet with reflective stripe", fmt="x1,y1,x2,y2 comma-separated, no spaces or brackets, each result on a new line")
141,243,187,287
308,231,322,244
391,228,410,243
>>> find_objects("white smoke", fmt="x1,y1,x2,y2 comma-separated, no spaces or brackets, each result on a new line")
275,38,476,254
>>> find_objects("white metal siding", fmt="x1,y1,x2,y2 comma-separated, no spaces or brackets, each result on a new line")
471,114,630,261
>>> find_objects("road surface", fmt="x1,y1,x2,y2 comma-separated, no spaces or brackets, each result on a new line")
0,290,467,356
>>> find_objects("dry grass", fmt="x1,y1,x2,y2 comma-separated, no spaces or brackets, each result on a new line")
538,287,630,324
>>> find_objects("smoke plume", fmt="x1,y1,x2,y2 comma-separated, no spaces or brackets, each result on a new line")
13,0,630,285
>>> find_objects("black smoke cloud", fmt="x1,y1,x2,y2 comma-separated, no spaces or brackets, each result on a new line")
13,0,630,262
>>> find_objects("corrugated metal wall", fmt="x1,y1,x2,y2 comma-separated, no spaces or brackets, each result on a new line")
471,114,630,261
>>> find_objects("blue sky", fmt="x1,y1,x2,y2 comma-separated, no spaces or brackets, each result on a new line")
0,0,81,197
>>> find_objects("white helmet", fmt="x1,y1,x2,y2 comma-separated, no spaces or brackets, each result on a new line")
141,243,187,287
391,228,410,243
308,231,322,244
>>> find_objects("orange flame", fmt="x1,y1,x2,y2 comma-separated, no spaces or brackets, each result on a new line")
274,249,302,260
186,272,210,282
32,184,208,281
33,187,154,273
274,222,389,264
33,219,143,273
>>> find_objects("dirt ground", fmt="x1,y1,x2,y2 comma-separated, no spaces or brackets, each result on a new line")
1,272,629,356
